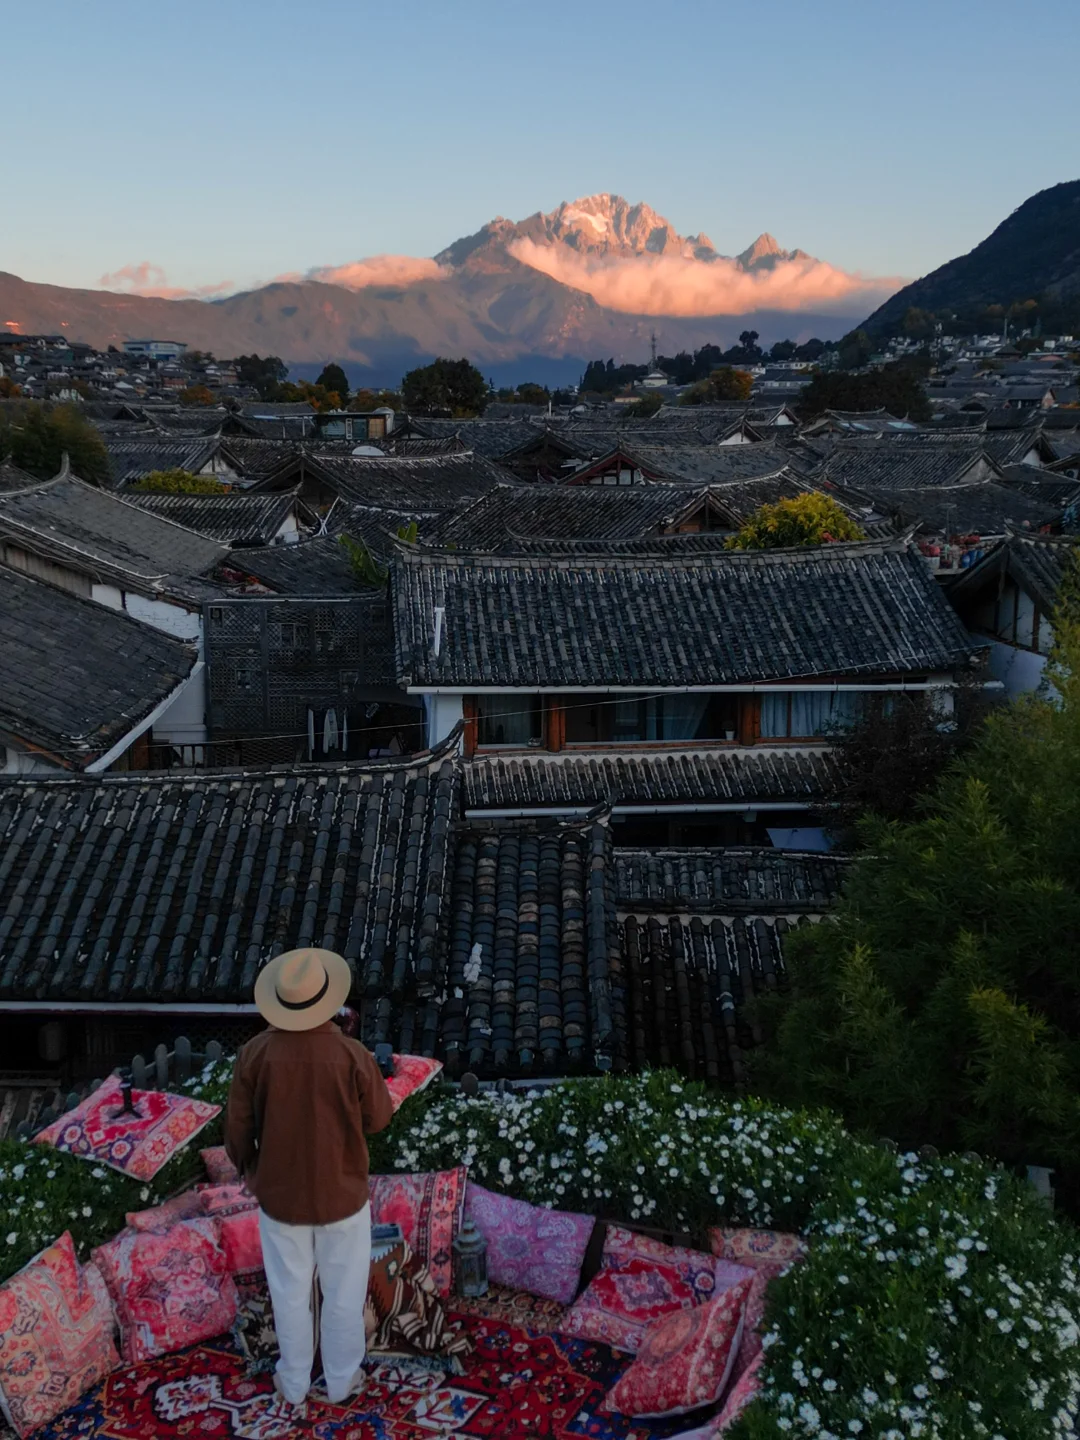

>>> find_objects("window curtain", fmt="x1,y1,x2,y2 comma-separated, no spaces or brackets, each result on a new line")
762,691,863,739
658,695,711,740
479,696,537,745
760,694,790,738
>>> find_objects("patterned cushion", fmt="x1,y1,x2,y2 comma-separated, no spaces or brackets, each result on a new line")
714,1349,765,1432
558,1228,720,1354
605,1276,752,1418
200,1146,239,1184
0,1232,118,1439
197,1182,258,1217
707,1226,806,1274
125,1190,205,1232
464,1183,593,1305
92,1217,238,1364
366,1239,471,1361
369,1168,466,1299
386,1055,443,1113
34,1079,220,1182
219,1212,262,1278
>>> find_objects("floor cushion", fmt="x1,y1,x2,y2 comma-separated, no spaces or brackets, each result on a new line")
605,1275,752,1418
366,1238,471,1363
464,1182,593,1304
92,1217,238,1364
197,1182,258,1217
200,1146,240,1184
369,1167,466,1299
219,1212,263,1279
714,1349,765,1432
386,1055,443,1112
707,1227,806,1274
557,1227,721,1354
125,1190,205,1232
34,1079,220,1182
0,1232,118,1439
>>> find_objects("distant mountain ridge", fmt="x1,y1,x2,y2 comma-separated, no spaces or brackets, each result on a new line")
0,193,865,386
862,180,1080,335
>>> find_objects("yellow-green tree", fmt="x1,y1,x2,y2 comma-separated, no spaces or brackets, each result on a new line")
725,492,865,549
710,366,753,402
130,470,228,494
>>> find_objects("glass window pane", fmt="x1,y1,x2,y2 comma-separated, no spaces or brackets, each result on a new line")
477,696,540,746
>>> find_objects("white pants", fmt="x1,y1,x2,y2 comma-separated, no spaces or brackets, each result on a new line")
258,1203,371,1404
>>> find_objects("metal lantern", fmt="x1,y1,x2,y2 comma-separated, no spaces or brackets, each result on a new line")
453,1218,489,1298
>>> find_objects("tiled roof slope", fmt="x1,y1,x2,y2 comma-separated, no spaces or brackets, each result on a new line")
462,748,838,810
0,474,225,589
222,534,365,595
298,452,513,510
424,483,702,549
441,820,620,1075
394,539,981,688
619,912,801,1086
615,848,848,911
103,436,225,487
123,491,302,547
0,564,196,768
950,532,1080,615
818,445,993,489
0,751,456,1007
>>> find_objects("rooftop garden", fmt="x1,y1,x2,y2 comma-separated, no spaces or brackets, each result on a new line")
3,1064,1077,1438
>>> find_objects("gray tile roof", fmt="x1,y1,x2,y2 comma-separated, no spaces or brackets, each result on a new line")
0,750,456,1005
577,442,797,486
104,436,227,487
851,481,1058,537
462,747,838,810
950,532,1080,615
818,444,995,490
0,461,38,493
0,475,226,591
296,452,513,511
999,465,1080,508
441,819,618,1074
123,490,303,547
0,563,196,768
393,538,981,688
424,483,708,550
614,847,848,911
408,418,543,459
220,533,366,595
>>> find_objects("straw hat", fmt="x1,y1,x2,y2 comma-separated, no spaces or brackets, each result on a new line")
254,947,352,1031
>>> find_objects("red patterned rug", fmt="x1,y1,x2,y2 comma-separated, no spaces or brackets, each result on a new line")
31,1315,701,1440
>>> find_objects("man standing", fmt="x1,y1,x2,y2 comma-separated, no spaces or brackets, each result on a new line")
225,948,393,1409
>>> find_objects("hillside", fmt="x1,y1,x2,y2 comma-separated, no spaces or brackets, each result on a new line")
863,180,1080,336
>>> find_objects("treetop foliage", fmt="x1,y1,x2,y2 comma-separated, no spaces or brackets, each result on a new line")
0,402,110,486
726,492,865,550
795,361,933,422
129,470,228,494
400,357,487,417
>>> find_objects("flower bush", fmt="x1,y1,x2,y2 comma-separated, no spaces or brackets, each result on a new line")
1,1063,1077,1438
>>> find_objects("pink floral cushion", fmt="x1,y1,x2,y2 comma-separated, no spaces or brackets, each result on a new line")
464,1183,593,1305
200,1146,239,1184
707,1226,806,1274
369,1167,466,1299
0,1232,118,1439
219,1212,263,1277
714,1349,765,1432
92,1217,238,1364
386,1054,443,1112
606,1275,752,1418
557,1227,721,1354
125,1190,206,1232
34,1079,220,1182
197,1182,258,1217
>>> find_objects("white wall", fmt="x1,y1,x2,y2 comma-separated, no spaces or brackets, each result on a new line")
985,639,1048,696
424,693,464,749
1,745,63,775
123,593,202,647
151,662,207,750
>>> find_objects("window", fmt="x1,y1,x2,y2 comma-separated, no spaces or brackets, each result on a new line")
760,691,862,738
477,695,542,747
275,620,306,648
564,693,738,744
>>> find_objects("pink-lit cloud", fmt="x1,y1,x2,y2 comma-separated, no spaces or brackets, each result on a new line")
296,254,449,289
97,262,235,300
508,239,905,317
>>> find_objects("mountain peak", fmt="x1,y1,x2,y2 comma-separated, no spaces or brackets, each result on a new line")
737,233,785,268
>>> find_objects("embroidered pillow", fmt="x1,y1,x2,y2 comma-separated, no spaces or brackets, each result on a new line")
464,1183,593,1305
714,1349,765,1432
0,1232,119,1439
386,1055,443,1112
219,1212,263,1278
606,1275,752,1418
197,1182,258,1217
200,1146,240,1184
369,1167,466,1299
707,1227,806,1274
366,1238,471,1362
92,1217,238,1363
125,1190,206,1232
34,1078,220,1182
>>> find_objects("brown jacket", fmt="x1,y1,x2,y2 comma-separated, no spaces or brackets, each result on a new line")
224,1023,393,1226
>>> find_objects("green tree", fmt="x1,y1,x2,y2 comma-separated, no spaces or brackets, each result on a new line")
401,357,488,416
338,533,388,586
514,383,549,406
795,364,933,422
130,470,228,494
710,366,753,403
231,354,289,399
622,393,663,418
349,388,403,412
755,571,1080,1199
726,492,865,550
315,364,350,405
837,327,873,369
0,403,110,485
769,339,797,361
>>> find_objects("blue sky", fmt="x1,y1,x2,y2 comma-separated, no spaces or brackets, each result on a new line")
4,0,1078,297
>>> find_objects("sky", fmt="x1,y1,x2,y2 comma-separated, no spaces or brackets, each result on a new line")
3,0,1079,305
